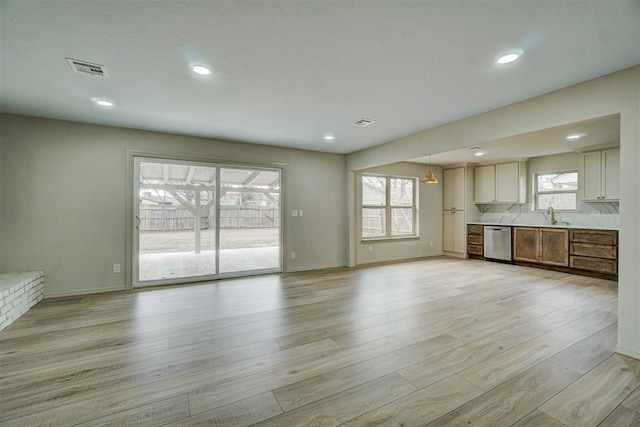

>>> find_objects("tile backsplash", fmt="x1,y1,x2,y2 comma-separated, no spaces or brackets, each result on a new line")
478,202,619,229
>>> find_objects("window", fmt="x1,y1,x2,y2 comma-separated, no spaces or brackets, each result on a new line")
535,171,578,211
362,174,417,239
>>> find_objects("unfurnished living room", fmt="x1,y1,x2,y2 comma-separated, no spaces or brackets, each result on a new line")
1,1,639,426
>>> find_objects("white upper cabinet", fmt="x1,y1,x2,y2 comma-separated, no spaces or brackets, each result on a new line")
583,151,602,200
475,161,526,204
496,162,519,203
443,167,465,210
582,148,620,201
474,165,496,203
602,148,620,200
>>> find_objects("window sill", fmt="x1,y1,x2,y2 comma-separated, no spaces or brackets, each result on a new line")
361,236,420,243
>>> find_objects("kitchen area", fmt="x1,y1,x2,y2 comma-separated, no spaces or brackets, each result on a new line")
425,114,620,280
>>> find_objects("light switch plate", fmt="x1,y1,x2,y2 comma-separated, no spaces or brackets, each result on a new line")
291,210,298,217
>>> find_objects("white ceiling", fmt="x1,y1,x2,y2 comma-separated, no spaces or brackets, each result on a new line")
412,114,621,166
1,1,639,155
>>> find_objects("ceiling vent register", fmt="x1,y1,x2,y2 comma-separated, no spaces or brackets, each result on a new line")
65,58,109,78
353,118,376,127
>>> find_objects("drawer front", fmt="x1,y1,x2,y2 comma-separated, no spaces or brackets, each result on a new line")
570,256,617,274
468,235,483,245
468,244,484,256
570,243,617,260
468,224,484,235
569,229,617,245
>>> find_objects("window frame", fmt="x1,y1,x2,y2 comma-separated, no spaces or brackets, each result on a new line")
534,170,579,212
361,173,418,241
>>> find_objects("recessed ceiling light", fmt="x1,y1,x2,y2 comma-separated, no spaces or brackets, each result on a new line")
470,147,487,157
497,49,524,65
192,65,211,75
324,135,335,141
566,133,587,141
92,98,114,108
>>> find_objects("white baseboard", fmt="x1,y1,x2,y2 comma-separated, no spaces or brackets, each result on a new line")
442,251,466,259
45,286,126,299
616,345,640,360
285,263,347,273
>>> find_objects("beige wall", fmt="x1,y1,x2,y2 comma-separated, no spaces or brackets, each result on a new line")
354,162,443,264
0,114,348,296
347,66,640,359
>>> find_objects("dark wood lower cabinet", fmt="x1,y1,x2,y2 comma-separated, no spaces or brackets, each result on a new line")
513,227,539,263
569,229,618,275
473,224,617,280
467,224,484,259
540,228,569,266
570,243,616,259
513,227,568,266
570,256,617,274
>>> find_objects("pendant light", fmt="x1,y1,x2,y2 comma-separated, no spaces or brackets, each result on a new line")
421,155,439,184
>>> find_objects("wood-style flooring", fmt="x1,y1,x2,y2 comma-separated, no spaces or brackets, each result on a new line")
1,257,638,426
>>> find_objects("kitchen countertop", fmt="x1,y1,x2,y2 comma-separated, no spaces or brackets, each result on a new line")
467,222,618,231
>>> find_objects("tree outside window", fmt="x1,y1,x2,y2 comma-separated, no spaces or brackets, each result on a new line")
535,171,578,210
362,174,417,239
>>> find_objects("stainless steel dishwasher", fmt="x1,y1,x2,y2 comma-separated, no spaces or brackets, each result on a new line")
484,226,513,261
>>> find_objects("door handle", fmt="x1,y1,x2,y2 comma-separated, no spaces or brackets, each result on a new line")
135,215,141,230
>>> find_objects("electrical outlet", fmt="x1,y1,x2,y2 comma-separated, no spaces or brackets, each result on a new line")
429,241,433,247
113,264,121,274
591,209,601,217
299,210,303,217
291,251,296,259
368,245,372,253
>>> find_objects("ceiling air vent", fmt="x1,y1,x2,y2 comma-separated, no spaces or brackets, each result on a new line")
65,57,109,78
353,118,376,127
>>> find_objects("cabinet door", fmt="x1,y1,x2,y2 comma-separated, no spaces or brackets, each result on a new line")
475,165,495,203
496,162,519,203
451,167,465,210
583,151,602,200
444,167,465,210
602,148,620,200
452,211,466,254
444,211,465,254
540,228,569,266
443,168,454,210
443,212,454,252
513,227,539,263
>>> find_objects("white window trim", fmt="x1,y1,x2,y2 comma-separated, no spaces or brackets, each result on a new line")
361,173,418,240
534,170,578,212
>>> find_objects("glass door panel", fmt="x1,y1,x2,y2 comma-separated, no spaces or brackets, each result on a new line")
135,159,217,285
219,167,281,274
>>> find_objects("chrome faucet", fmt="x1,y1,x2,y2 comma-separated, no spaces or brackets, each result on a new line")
547,206,558,225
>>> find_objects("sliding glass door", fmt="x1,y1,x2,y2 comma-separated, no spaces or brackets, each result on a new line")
133,157,281,287
219,167,281,274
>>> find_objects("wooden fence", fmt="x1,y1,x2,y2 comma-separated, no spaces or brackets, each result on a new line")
139,206,279,231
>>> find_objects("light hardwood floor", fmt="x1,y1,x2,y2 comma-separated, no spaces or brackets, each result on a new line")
1,257,638,426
